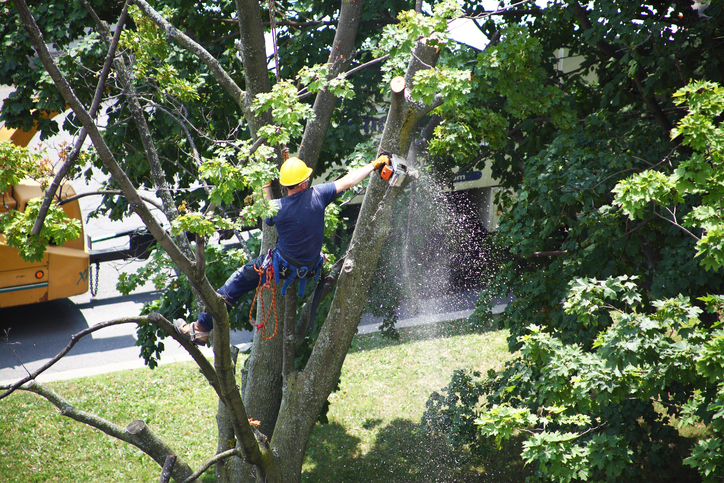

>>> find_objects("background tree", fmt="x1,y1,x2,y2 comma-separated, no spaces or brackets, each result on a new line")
422,1,724,481
1,0,478,482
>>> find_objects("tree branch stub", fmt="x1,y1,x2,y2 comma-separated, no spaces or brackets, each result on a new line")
390,76,406,94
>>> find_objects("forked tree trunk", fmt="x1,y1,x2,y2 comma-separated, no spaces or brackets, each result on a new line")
261,41,443,482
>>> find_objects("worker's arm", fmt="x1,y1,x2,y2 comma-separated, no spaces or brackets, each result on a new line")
334,153,391,194
334,163,376,193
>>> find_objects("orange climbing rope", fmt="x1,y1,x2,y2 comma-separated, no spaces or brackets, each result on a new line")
249,262,279,340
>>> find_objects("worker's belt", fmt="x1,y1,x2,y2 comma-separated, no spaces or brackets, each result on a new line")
271,248,324,297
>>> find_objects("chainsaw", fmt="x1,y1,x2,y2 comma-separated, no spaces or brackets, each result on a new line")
380,154,419,187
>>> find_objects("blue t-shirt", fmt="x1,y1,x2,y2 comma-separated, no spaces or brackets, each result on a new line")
265,182,338,264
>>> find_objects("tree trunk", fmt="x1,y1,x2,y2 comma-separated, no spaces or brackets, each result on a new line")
234,0,275,138
269,175,398,480
242,226,284,438
238,0,366,473
262,38,445,481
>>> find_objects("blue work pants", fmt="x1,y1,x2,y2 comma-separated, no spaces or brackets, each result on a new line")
197,253,267,331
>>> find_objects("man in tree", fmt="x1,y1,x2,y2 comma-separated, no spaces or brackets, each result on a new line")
174,153,391,345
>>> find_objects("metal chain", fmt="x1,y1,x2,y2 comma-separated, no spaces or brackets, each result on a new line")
90,261,100,297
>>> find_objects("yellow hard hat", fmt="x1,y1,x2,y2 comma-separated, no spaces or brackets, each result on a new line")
279,157,313,186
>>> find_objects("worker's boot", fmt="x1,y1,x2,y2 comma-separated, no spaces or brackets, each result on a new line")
173,319,210,346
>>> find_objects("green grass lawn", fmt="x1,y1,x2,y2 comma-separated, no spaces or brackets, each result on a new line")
0,319,525,482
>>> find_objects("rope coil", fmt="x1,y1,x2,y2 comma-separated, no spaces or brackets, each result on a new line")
249,262,278,340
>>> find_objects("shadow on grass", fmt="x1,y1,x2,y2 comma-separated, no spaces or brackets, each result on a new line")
348,317,500,355
303,418,529,483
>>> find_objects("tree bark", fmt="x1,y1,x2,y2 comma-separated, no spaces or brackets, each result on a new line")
234,0,274,139
241,226,284,439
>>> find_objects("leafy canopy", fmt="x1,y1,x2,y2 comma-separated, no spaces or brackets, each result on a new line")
465,81,724,483
615,81,724,271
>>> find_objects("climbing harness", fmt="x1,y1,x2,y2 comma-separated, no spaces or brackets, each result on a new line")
248,248,326,339
249,251,279,340
271,249,325,297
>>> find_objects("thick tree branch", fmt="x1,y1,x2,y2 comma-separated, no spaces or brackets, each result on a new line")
194,234,206,280
282,290,297,379
31,3,128,236
379,39,442,156
19,382,199,483
211,307,269,471
234,0,276,142
213,345,246,480
295,262,342,342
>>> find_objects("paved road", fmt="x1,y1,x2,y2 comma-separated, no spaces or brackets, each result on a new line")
0,258,256,386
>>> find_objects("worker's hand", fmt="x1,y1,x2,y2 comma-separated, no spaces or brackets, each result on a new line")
262,180,274,189
371,151,391,171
